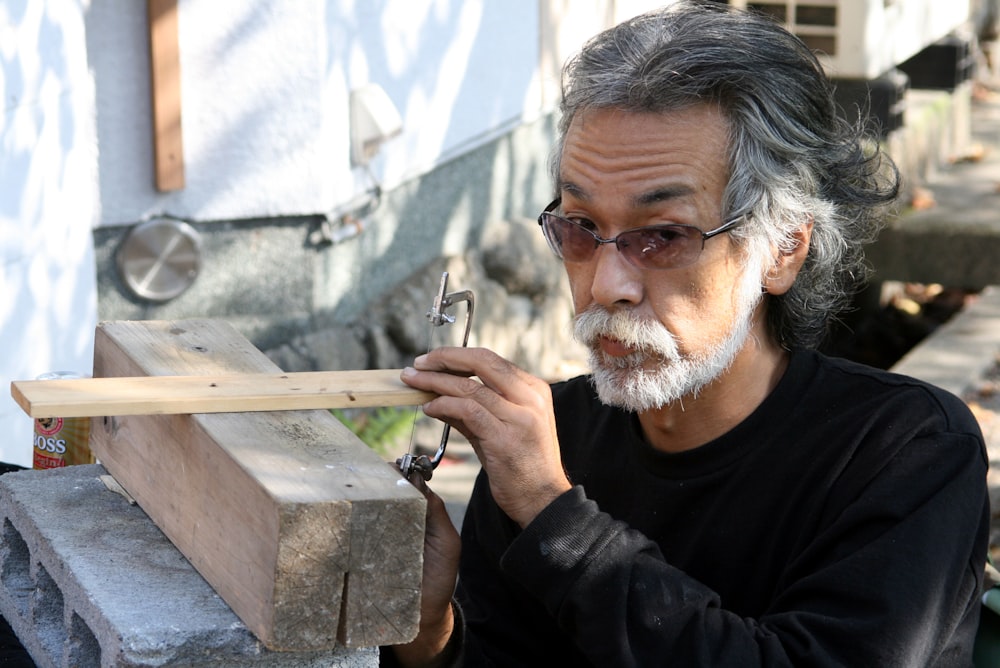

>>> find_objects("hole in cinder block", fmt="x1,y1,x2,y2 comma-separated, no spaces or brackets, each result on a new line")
67,612,100,667
1,519,32,617
33,564,67,663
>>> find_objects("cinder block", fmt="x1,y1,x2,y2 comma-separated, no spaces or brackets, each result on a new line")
0,464,378,667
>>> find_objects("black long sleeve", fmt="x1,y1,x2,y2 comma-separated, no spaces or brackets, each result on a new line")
455,350,989,666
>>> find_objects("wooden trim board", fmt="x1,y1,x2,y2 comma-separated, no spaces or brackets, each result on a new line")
88,319,425,650
147,0,185,191
11,369,435,419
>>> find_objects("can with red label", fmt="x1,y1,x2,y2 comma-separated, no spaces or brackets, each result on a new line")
32,372,94,469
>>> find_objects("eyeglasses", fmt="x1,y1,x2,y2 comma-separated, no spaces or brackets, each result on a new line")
537,198,746,271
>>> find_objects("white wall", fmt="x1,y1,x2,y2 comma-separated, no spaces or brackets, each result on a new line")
331,0,543,191
91,0,337,224
1,0,98,467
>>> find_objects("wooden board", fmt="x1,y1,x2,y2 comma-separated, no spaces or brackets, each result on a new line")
147,0,185,191
89,319,425,650
11,369,435,419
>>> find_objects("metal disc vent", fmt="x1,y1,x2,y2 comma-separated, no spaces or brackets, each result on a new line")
116,217,202,302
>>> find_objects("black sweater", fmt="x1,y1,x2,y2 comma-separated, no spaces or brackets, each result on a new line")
455,349,989,666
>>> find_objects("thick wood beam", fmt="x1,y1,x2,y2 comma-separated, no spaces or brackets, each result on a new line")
87,319,425,650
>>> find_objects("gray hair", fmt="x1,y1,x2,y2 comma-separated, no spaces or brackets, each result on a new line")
553,0,900,349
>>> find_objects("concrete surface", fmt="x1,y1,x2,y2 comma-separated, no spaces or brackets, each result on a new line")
868,76,1000,289
0,464,376,668
893,286,1000,399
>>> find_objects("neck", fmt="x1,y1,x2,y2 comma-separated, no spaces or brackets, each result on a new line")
637,333,789,453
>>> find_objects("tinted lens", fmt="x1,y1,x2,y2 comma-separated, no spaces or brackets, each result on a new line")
540,214,594,262
617,226,700,269
540,213,702,269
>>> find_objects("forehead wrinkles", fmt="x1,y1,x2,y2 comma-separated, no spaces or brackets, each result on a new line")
559,107,729,201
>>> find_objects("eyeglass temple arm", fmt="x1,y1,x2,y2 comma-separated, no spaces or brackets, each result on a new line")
703,212,751,240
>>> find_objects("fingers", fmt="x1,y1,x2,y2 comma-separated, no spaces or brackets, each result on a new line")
399,347,570,527
388,473,461,665
400,366,516,450
409,347,549,406
423,486,459,549
401,347,556,449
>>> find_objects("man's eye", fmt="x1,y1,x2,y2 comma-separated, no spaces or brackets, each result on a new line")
621,226,690,251
649,227,688,243
568,217,598,232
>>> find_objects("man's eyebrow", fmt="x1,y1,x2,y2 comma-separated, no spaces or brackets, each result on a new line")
557,183,695,206
557,181,590,201
634,185,694,206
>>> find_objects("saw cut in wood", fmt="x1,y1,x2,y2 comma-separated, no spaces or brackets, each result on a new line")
11,368,436,419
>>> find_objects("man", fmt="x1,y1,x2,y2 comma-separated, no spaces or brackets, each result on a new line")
388,1,990,665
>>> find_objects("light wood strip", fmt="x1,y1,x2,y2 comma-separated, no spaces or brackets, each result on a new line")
11,369,435,418
147,0,185,191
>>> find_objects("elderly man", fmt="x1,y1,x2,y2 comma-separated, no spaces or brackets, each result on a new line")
388,1,989,665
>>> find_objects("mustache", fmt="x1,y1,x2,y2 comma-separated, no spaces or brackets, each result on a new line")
573,307,679,360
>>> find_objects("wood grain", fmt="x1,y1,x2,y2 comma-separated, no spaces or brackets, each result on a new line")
11,369,435,418
89,319,425,650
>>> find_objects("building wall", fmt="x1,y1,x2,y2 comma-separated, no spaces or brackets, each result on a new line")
91,111,561,352
727,0,972,79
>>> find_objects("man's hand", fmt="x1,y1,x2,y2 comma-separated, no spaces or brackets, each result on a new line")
401,347,572,528
391,475,461,667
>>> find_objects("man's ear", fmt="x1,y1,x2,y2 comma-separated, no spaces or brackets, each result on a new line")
763,220,813,296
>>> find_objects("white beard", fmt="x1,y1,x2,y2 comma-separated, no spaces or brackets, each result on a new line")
572,263,764,413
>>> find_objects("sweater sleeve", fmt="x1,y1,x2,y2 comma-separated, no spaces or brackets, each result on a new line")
495,431,988,667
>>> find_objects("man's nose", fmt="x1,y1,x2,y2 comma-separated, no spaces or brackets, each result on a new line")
588,242,643,308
